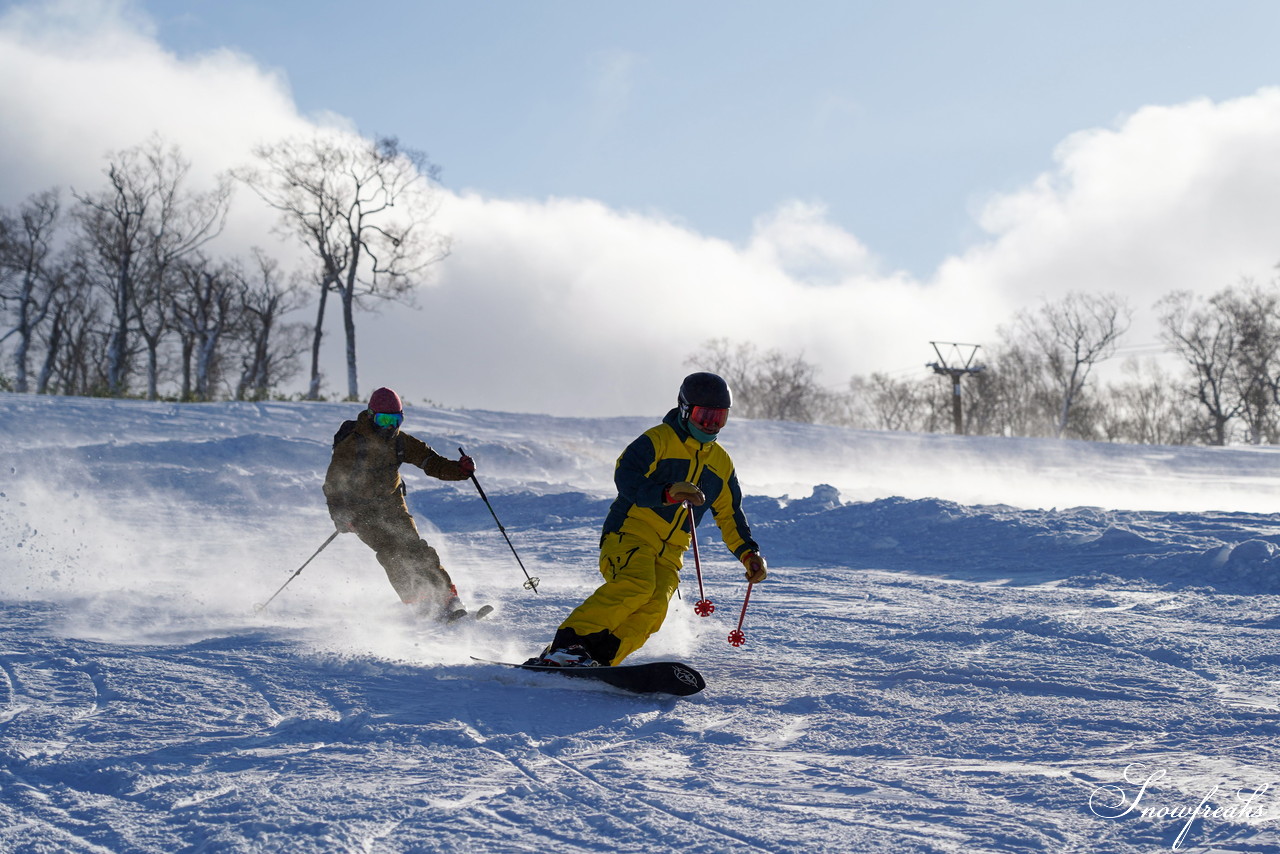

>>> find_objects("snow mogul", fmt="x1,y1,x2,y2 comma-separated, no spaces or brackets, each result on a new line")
529,372,769,667
323,387,479,621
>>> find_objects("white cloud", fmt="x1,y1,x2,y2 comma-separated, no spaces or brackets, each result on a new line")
745,200,881,284
366,192,981,416
943,90,1280,338
4,2,1280,417
375,85,1280,414
0,1,322,198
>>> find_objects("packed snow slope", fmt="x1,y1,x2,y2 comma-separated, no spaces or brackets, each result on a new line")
3,394,1280,853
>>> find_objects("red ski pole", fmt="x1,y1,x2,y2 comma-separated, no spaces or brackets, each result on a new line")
727,582,755,647
684,500,714,616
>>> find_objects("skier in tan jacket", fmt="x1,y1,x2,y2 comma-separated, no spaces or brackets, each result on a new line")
323,387,478,621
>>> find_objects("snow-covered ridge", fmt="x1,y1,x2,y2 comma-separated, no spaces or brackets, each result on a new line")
2,394,1280,852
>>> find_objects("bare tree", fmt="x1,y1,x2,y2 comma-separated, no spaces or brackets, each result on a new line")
235,249,307,401
963,340,1055,437
0,188,63,393
237,133,450,400
1012,292,1131,438
848,372,937,432
170,255,244,401
1217,280,1280,444
138,143,231,400
1097,358,1198,445
691,338,839,423
37,253,107,396
1157,289,1243,445
72,148,153,396
1158,281,1280,445
73,137,229,397
31,273,73,394
750,348,828,421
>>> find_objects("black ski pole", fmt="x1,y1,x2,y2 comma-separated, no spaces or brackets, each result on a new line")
255,530,339,614
459,446,540,593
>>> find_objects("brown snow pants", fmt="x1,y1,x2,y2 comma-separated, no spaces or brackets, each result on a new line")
349,496,454,611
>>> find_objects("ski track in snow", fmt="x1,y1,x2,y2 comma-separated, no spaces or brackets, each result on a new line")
2,395,1280,852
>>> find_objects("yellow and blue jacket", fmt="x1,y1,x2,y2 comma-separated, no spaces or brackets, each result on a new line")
602,409,758,563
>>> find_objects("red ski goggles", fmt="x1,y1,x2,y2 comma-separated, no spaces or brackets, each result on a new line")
688,405,729,433
372,411,404,429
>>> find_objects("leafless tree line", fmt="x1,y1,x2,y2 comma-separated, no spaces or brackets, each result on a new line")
691,283,1280,446
0,132,448,402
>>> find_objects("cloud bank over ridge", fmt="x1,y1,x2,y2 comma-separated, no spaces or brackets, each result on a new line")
3,1,1279,416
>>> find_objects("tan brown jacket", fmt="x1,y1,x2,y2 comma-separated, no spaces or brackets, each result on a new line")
323,410,470,517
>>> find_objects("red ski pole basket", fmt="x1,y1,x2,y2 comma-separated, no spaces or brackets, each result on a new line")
728,581,755,647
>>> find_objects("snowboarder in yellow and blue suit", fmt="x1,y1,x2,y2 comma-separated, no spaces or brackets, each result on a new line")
530,372,769,667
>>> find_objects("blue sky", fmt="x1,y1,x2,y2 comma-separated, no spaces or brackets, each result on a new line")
140,0,1280,277
4,0,1280,415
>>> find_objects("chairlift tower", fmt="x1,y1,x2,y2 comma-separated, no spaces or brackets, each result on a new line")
927,342,985,435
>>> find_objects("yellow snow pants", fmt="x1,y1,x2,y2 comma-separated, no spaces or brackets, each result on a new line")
559,531,682,665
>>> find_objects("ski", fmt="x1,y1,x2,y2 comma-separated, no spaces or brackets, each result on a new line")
472,657,705,696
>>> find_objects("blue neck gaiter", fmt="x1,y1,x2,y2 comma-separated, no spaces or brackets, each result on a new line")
686,421,719,444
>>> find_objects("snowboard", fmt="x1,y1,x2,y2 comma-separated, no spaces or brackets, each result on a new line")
473,657,705,696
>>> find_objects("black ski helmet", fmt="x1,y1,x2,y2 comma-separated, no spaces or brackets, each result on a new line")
678,372,732,415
